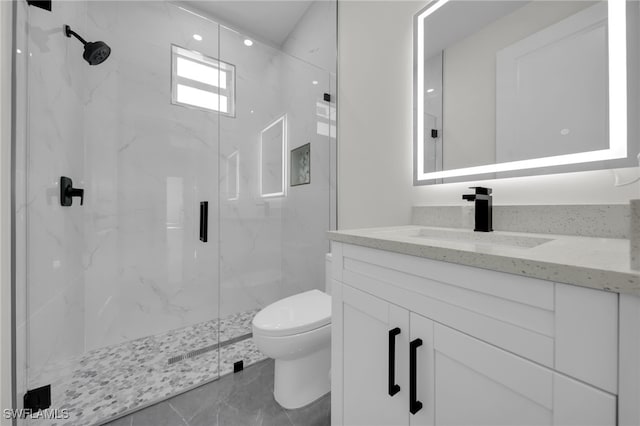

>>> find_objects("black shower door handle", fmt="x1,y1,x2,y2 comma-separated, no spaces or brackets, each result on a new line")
388,327,401,396
410,338,423,415
200,201,208,242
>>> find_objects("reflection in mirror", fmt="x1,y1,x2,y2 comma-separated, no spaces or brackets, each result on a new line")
260,114,287,197
414,0,637,185
497,4,607,163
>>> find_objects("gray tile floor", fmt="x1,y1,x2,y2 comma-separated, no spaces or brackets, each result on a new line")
102,359,330,426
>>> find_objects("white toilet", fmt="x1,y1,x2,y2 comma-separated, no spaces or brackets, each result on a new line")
252,255,332,409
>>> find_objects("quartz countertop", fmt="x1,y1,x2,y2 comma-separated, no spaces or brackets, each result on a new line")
327,226,640,295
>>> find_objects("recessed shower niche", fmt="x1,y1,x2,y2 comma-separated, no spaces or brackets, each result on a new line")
291,143,311,186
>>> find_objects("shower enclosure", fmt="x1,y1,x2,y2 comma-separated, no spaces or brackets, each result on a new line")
12,1,336,424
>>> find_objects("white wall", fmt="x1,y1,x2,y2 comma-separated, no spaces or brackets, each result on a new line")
0,0,12,422
282,0,337,73
338,1,417,229
338,0,640,230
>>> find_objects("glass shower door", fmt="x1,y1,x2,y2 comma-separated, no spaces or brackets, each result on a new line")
20,2,221,424
217,23,336,374
16,0,337,423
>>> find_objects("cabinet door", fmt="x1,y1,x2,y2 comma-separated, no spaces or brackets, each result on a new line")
552,373,617,426
433,324,616,426
342,284,410,426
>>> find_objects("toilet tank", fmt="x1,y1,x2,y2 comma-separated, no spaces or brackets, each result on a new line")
325,253,332,295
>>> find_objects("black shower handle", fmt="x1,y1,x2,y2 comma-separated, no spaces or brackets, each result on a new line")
200,201,208,242
60,176,84,206
67,188,84,205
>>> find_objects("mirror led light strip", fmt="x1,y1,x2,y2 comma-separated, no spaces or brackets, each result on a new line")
416,0,627,181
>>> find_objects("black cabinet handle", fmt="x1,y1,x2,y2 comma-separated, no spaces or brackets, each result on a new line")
200,201,208,242
410,338,423,415
388,327,401,396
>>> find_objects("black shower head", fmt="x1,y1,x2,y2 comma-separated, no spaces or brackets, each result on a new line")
83,41,111,66
64,24,111,66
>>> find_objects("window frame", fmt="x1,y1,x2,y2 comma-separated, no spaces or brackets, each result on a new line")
171,44,236,117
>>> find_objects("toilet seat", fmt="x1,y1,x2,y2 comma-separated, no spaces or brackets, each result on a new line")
252,289,331,337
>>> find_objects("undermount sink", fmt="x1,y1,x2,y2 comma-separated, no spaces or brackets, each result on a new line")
412,228,553,249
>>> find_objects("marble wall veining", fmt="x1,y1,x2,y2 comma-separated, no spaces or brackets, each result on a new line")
218,26,285,319
218,21,335,322
280,54,335,302
82,1,221,353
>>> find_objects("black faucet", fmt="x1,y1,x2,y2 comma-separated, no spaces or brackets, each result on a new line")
462,186,493,232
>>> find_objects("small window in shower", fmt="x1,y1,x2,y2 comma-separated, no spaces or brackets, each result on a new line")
171,45,236,117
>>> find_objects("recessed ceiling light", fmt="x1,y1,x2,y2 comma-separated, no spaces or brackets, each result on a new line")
427,88,435,93
250,110,254,114
16,49,21,54
312,80,318,85
244,39,253,47
193,34,203,41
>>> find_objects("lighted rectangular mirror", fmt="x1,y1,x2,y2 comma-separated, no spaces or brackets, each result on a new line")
260,115,287,198
414,0,639,185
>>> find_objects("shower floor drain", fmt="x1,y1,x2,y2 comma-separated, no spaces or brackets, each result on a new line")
168,332,253,365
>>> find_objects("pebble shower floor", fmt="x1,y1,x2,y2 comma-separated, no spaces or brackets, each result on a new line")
32,309,264,426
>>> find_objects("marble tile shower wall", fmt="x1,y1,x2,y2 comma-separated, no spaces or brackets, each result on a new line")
25,2,221,389
82,1,220,352
218,25,335,321
218,27,285,319
280,56,335,302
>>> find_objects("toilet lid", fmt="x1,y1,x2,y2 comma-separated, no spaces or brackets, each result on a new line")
252,290,331,337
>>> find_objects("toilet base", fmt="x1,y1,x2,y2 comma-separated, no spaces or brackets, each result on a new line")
273,345,331,409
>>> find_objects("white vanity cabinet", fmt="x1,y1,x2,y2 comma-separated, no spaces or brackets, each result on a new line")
331,242,620,426
433,324,615,426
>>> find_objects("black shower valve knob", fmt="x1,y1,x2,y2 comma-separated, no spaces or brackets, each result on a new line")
60,176,84,206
